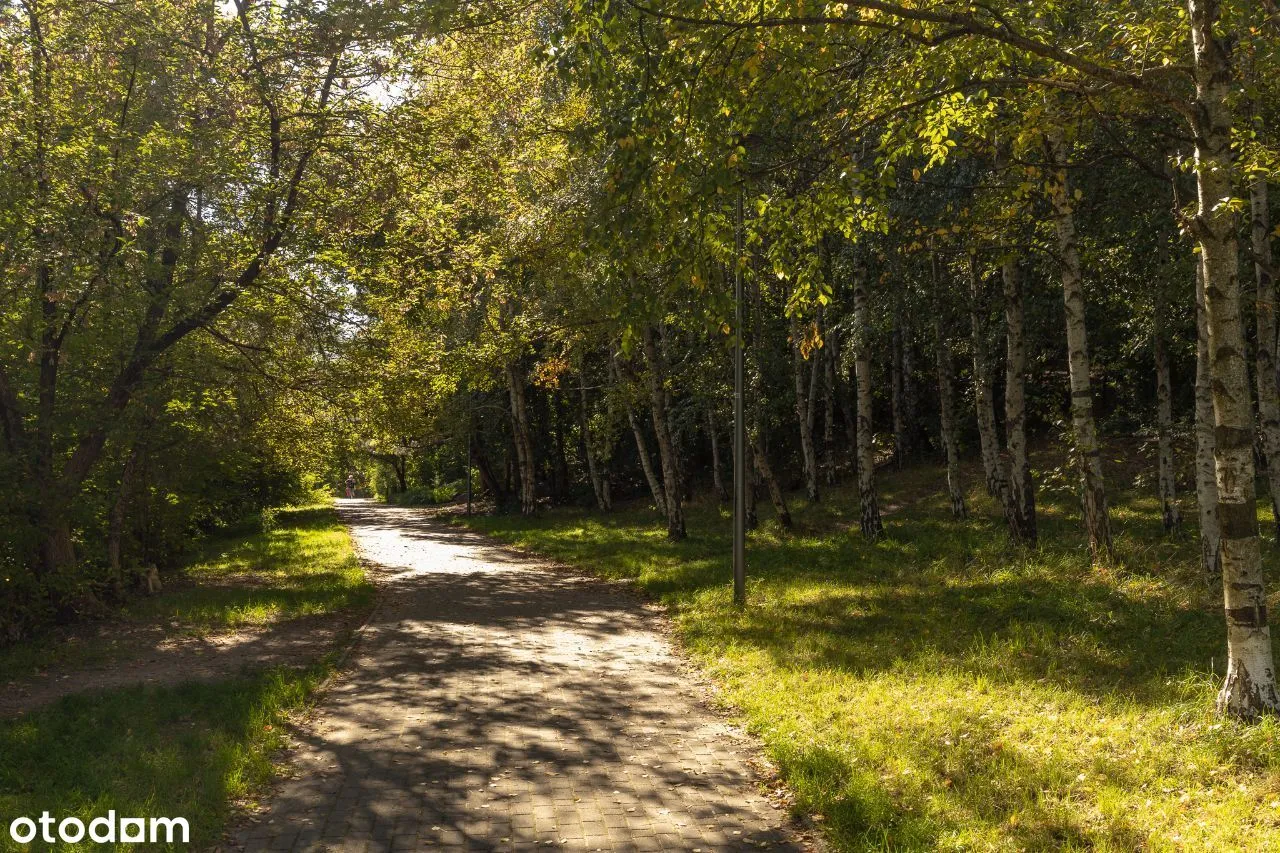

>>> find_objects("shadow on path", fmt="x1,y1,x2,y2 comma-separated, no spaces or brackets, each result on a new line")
230,500,808,852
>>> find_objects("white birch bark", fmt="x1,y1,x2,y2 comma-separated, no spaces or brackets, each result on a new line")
1190,0,1279,718
1001,255,1037,544
1195,262,1221,578
1252,180,1280,535
1045,128,1113,563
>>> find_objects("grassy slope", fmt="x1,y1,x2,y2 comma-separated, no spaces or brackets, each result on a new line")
461,468,1280,851
125,504,373,631
0,505,372,681
0,504,370,852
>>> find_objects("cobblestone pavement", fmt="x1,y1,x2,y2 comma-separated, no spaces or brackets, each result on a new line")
230,500,810,853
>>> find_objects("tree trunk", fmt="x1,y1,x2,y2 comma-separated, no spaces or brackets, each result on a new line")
969,253,1004,501
1252,180,1280,535
642,326,685,540
1154,331,1180,533
707,406,729,502
506,363,537,516
852,263,883,539
890,301,908,468
829,330,859,456
791,314,821,502
901,322,917,463
1189,0,1279,718
391,450,407,493
628,408,665,514
658,326,691,503
1001,255,1037,544
822,337,839,485
551,392,570,502
1194,262,1221,579
751,430,792,528
614,353,666,514
579,372,610,511
474,445,505,503
108,449,139,581
932,253,967,519
38,513,76,576
1046,129,1113,563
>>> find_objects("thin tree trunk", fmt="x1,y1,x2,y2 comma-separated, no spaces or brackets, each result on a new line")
744,442,759,530
642,326,685,540
932,253,966,519
579,372,610,511
614,353,665,514
1194,261,1221,578
751,430,792,528
1252,180,1280,535
1154,331,1180,533
707,406,729,502
506,363,537,515
1190,0,1279,718
969,253,1004,501
628,408,665,514
822,338,838,485
830,331,859,455
108,448,139,582
890,300,907,468
659,325,691,503
1001,255,1037,544
901,323,917,463
791,314,821,502
474,445,505,503
552,392,570,502
852,263,883,539
1046,129,1113,563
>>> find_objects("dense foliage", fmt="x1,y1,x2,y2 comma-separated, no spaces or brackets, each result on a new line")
3,0,1280,722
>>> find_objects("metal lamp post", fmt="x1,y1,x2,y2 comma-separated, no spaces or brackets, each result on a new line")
733,188,747,606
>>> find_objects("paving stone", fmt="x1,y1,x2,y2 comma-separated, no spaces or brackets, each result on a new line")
227,501,809,852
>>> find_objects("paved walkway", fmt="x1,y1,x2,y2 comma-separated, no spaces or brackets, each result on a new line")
231,500,808,852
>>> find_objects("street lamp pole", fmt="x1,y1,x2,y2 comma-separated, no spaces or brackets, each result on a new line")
733,187,747,606
466,394,474,516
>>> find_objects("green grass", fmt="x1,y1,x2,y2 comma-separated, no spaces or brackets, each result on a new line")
0,503,370,850
125,504,373,632
0,504,373,681
460,466,1280,851
0,663,332,851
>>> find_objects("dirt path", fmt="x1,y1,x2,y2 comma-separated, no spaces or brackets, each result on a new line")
0,608,363,718
229,500,813,852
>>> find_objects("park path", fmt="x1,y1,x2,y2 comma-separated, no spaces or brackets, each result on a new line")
230,500,810,853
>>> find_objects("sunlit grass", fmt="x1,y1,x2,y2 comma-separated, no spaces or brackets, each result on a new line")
127,504,374,631
0,504,367,851
0,505,372,680
461,468,1280,851
0,663,332,852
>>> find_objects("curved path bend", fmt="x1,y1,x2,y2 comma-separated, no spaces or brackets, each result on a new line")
231,500,809,853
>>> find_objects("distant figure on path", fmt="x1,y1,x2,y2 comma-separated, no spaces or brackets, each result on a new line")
345,474,356,498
